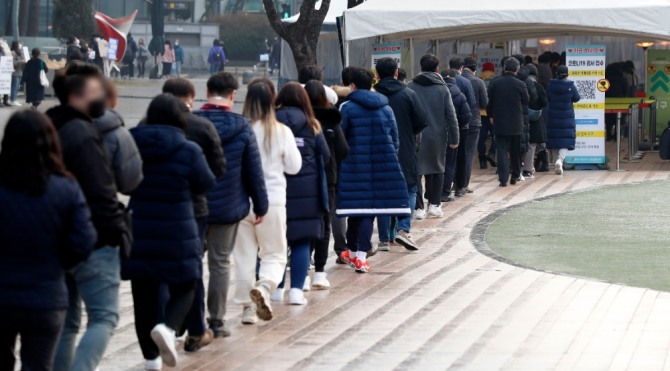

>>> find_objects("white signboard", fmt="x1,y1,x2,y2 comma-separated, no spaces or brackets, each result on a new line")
476,48,504,77
372,42,402,70
0,56,13,95
107,38,119,61
22,46,29,62
565,45,607,165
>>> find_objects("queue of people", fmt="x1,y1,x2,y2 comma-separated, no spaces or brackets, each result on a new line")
0,50,582,370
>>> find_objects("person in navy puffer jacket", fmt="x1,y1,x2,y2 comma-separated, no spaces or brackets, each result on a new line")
271,82,330,306
546,65,581,176
442,69,472,201
124,94,216,368
0,110,96,371
194,72,268,338
337,68,411,274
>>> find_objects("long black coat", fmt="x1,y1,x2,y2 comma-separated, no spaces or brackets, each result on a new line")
487,74,530,136
529,80,548,144
21,58,47,103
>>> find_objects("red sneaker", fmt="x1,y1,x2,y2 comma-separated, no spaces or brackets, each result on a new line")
355,259,371,273
339,250,356,268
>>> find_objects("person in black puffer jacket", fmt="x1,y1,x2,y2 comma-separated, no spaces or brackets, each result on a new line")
305,80,349,289
442,69,471,201
273,83,330,306
522,64,549,177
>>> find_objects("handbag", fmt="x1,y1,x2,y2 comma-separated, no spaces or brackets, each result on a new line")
39,61,49,88
528,108,542,122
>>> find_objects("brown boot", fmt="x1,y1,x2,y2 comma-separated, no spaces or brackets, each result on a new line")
184,329,214,353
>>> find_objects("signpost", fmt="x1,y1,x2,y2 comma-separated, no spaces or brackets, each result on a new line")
371,42,402,70
108,38,119,61
646,50,670,136
0,56,12,95
565,45,607,166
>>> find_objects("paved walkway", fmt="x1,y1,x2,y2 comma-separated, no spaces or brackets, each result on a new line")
97,148,670,370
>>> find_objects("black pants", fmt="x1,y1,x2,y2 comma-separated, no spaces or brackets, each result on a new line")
313,185,336,271
417,173,444,210
0,308,65,371
128,61,135,78
138,58,147,77
180,217,207,337
346,217,374,253
162,62,172,77
132,280,196,360
495,135,522,184
454,128,469,190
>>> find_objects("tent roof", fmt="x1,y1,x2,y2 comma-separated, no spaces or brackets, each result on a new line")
343,0,670,42
283,0,347,26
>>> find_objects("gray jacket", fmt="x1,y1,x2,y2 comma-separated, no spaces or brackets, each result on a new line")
408,72,459,175
94,109,143,194
462,68,488,127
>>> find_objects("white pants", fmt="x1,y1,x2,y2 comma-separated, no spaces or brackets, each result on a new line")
232,206,288,307
523,143,537,172
552,148,568,163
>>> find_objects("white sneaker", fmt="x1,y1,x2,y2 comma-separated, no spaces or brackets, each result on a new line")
312,272,331,290
241,306,258,324
518,174,526,181
303,275,311,291
427,204,444,218
145,357,162,371
414,209,426,220
555,159,564,175
150,324,178,367
289,288,308,305
10,101,21,107
271,288,284,302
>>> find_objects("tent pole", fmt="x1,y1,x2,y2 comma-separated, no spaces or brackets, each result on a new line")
345,41,350,67
408,37,414,77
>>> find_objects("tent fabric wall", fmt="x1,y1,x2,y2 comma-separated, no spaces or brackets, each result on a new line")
279,33,345,87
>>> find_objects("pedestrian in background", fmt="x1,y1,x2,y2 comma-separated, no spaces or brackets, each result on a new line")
173,39,184,78
123,33,138,78
161,40,175,79
272,82,330,304
546,65,581,176
0,110,96,371
10,40,25,106
21,48,48,109
208,40,226,75
124,94,216,369
137,39,149,78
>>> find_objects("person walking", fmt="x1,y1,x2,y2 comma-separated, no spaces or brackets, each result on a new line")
441,69,471,202
522,64,548,178
479,62,497,169
208,40,226,75
173,39,184,77
375,57,427,251
232,79,302,323
305,79,349,288
123,33,138,78
458,57,488,193
124,94,216,369
487,58,529,187
162,78,226,353
337,68,411,273
271,82,330,304
94,78,144,195
137,39,149,78
407,55,459,219
21,48,48,109
10,40,25,106
161,40,175,79
194,72,268,334
48,62,127,371
546,65,581,175
0,110,96,371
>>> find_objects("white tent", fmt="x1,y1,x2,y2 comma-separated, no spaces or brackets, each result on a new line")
343,0,670,42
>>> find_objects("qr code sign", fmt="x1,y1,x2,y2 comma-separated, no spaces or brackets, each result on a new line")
575,80,596,100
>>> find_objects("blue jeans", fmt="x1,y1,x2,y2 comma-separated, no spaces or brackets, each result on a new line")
172,61,182,76
210,62,220,75
278,239,311,290
378,185,417,238
54,246,120,371
10,76,20,102
478,116,496,159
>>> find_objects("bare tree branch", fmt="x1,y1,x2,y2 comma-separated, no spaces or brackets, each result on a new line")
315,0,331,18
261,0,288,39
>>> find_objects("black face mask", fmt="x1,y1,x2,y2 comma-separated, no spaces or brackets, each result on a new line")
88,98,107,119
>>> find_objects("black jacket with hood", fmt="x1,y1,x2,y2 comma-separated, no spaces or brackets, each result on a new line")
313,107,348,187
47,105,126,248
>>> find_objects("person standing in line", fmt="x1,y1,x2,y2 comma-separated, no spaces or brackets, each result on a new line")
194,72,268,333
448,57,477,198
0,111,96,371
124,94,216,369
305,79,349,288
298,65,339,106
48,61,127,371
457,57,488,193
10,40,26,106
21,48,48,109
232,79,302,323
407,55,459,219
162,78,226,353
137,39,149,78
537,52,553,88
208,40,225,75
375,57,427,251
487,58,529,187
271,83,330,304
479,62,497,169
173,39,184,78
441,69,471,203
522,64,548,179
337,68,410,273
546,65,581,176
94,78,143,195
161,40,175,79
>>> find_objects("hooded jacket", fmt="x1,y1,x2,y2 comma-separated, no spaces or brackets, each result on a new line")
546,79,581,150
337,89,410,217
487,73,530,137
47,105,126,248
276,107,330,242
123,125,216,283
94,109,143,195
462,68,489,126
455,74,477,129
527,73,549,144
375,77,427,189
313,107,349,187
445,76,472,129
195,109,268,224
407,72,459,175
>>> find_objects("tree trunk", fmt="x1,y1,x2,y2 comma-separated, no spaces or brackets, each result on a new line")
262,0,330,73
18,0,29,36
347,0,364,8
11,0,19,37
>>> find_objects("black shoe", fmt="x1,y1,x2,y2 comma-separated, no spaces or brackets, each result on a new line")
522,171,534,179
465,187,474,194
499,182,507,187
454,188,466,197
335,256,347,265
208,318,231,338
510,178,518,185
441,193,455,202
479,157,488,169
487,154,497,168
